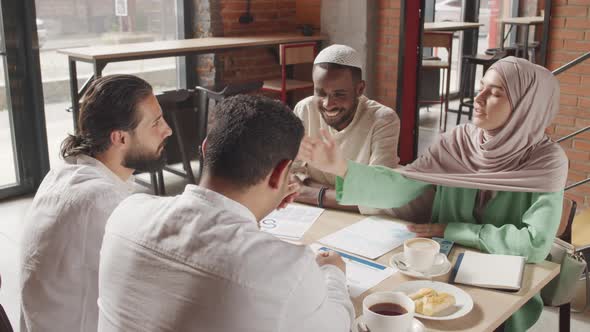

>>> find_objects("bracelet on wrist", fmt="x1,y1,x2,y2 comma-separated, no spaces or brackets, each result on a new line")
317,187,328,208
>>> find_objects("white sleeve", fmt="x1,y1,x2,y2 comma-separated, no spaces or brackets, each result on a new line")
279,260,354,332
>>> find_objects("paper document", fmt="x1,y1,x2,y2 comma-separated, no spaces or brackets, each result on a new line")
311,244,395,297
319,216,415,259
260,205,324,240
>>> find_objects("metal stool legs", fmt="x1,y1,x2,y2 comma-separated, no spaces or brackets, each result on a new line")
457,58,475,125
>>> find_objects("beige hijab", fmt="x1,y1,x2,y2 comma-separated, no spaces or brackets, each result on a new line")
397,56,568,193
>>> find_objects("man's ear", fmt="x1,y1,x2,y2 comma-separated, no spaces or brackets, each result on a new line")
110,130,127,148
356,80,366,96
269,159,292,190
201,136,208,158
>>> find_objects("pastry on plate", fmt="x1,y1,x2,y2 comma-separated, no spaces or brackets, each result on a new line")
409,288,456,316
409,288,436,301
420,292,456,316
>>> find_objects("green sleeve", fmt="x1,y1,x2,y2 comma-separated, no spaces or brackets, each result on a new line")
335,161,432,209
444,191,564,263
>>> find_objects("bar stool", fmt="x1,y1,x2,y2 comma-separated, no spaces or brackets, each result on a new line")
514,41,540,63
485,46,517,57
419,31,454,132
455,51,507,125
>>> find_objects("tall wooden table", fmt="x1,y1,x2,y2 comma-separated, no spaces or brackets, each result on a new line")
58,34,327,130
499,16,545,60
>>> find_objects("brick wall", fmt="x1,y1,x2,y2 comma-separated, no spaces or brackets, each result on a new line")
374,0,402,112
193,0,220,88
545,0,590,207
216,0,296,85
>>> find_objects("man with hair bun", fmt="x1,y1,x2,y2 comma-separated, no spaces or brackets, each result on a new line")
19,74,172,332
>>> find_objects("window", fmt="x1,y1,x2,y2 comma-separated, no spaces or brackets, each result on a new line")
32,0,181,168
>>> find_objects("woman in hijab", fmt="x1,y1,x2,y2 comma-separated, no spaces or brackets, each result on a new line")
298,56,568,331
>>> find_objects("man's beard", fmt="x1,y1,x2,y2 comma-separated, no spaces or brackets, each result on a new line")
123,142,167,173
320,94,360,130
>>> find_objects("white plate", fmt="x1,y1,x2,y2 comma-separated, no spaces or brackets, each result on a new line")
389,252,452,279
352,315,425,332
394,280,473,320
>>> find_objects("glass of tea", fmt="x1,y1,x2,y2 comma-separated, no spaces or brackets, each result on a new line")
362,291,415,332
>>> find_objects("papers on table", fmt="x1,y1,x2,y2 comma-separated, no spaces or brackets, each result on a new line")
311,244,395,298
260,205,324,240
319,216,416,259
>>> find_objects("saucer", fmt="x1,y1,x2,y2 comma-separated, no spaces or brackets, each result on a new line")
352,315,425,332
389,252,452,279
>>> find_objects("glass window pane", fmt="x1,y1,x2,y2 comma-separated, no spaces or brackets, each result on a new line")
434,0,464,93
0,56,18,187
34,0,179,168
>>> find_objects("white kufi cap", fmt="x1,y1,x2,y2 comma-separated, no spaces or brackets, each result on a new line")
313,44,362,69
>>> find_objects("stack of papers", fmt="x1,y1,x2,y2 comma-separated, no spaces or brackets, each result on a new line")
260,205,324,240
311,244,395,297
319,216,416,259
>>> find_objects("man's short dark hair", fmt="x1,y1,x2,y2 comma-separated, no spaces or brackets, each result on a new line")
314,62,363,84
60,74,153,159
204,95,304,187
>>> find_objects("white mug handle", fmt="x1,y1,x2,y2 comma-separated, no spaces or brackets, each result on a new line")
432,253,447,267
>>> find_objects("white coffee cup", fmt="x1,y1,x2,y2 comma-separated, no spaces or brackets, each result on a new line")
362,291,415,332
404,237,445,273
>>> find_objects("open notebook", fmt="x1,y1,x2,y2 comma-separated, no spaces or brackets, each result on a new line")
451,251,526,291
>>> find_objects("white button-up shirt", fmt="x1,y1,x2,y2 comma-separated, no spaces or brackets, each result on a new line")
19,155,134,332
98,185,354,332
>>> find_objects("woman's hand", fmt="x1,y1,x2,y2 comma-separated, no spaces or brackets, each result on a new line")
297,129,348,177
407,223,447,238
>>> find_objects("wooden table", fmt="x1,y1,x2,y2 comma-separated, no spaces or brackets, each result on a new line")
302,208,560,332
498,16,545,60
57,34,327,130
424,22,484,32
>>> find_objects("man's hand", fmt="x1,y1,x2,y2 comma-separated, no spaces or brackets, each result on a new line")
315,250,346,274
277,176,301,209
298,129,348,177
290,175,319,202
407,223,447,238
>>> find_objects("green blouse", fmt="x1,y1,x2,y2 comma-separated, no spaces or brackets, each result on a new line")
335,161,564,331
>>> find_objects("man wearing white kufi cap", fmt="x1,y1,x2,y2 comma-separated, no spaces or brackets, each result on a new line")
293,44,400,214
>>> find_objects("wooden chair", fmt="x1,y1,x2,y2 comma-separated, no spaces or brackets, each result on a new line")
555,197,577,332
0,274,14,332
262,42,317,103
420,31,453,132
557,198,577,243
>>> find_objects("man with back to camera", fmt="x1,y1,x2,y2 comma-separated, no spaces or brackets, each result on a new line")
292,44,401,215
19,75,172,332
97,95,354,331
